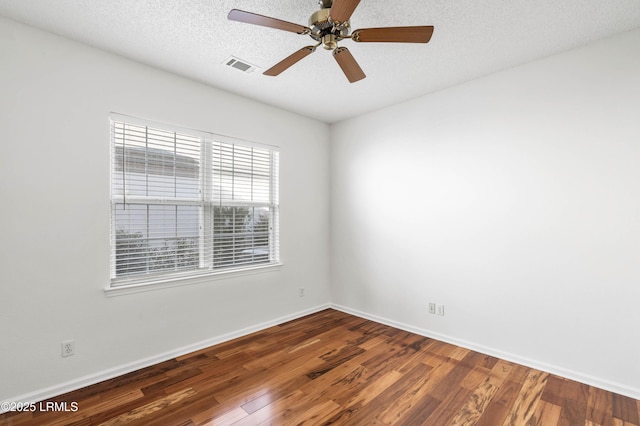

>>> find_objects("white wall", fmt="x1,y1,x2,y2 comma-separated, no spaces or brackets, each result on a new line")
331,29,640,398
0,17,330,401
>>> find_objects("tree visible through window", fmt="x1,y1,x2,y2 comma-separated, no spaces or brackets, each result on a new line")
110,115,279,286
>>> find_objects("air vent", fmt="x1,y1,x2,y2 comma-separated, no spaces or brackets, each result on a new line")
224,56,259,74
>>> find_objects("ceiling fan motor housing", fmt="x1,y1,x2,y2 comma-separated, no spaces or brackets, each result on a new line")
309,8,350,49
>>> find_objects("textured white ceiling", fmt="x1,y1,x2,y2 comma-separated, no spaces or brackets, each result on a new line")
1,0,639,123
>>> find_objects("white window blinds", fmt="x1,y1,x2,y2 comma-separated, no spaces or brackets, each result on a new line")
110,115,279,286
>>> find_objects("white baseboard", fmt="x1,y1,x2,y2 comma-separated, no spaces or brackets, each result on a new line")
1,304,331,414
330,303,640,400
4,302,638,414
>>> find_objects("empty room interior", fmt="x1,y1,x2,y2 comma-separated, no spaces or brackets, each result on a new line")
1,0,640,424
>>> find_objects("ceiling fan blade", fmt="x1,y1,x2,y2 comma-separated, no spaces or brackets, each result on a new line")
264,46,317,76
333,47,366,83
352,26,434,43
329,0,361,24
228,9,309,34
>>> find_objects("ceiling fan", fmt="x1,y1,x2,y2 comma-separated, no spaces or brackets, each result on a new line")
227,0,434,83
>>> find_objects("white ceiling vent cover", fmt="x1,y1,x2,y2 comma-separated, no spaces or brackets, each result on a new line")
224,56,260,74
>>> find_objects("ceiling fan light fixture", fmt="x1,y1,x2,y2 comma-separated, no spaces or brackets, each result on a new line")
322,34,338,50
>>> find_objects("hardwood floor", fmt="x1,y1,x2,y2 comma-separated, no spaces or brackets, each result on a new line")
1,309,639,425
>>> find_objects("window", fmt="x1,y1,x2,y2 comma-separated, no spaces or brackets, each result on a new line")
110,114,279,288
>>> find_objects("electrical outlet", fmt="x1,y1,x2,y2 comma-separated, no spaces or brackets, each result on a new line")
436,304,445,316
298,288,305,297
428,303,436,314
62,340,75,357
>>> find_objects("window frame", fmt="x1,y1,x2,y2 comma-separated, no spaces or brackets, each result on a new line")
107,113,280,295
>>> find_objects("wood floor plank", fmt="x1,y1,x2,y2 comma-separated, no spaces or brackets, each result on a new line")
325,370,405,425
192,406,247,426
561,389,589,426
447,359,513,426
96,388,198,426
253,389,342,426
276,398,342,425
297,350,378,401
361,342,422,377
239,371,312,414
122,391,216,426
328,364,392,407
541,374,568,405
1,308,638,426
501,368,549,425
308,343,366,379
474,363,530,426
529,400,562,426
233,390,309,426
393,394,442,425
421,385,474,425
429,351,479,401
613,393,640,424
376,363,437,424
586,385,614,426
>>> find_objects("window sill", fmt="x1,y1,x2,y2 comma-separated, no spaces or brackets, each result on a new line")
104,263,283,297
